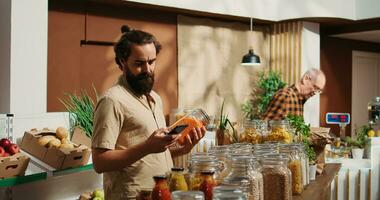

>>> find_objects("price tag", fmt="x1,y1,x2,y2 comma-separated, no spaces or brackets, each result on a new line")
326,113,350,125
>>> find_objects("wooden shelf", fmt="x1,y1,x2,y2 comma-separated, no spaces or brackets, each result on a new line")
293,163,341,200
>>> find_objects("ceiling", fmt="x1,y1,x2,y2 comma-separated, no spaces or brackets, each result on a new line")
331,30,380,43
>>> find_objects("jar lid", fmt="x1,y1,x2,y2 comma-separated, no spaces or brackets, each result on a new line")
171,167,185,171
200,170,215,175
153,175,166,180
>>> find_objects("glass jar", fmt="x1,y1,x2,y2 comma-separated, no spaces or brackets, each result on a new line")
267,120,292,143
152,175,172,200
240,120,267,144
368,96,380,125
199,171,217,200
171,109,210,145
212,185,245,200
171,191,204,200
188,157,220,190
222,156,263,200
260,156,292,200
209,146,230,184
279,145,303,195
169,167,188,192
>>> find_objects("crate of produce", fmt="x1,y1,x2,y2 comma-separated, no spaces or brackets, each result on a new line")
20,128,91,170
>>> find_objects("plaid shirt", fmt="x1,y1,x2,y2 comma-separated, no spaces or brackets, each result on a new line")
262,84,310,120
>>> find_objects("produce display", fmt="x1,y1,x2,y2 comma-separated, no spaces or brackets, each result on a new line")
37,127,75,149
0,138,20,156
79,189,104,200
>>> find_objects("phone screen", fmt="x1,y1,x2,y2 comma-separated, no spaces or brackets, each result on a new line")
168,124,188,135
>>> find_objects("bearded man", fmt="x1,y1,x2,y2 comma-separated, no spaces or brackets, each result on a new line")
91,25,206,199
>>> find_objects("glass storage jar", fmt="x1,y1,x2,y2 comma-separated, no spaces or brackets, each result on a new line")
279,144,303,195
267,120,293,143
169,167,188,192
260,156,292,200
171,109,210,145
213,185,247,200
199,171,217,200
240,120,267,144
222,156,263,200
171,191,204,200
152,175,172,200
188,157,220,190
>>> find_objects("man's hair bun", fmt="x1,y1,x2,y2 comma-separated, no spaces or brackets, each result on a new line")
121,25,131,34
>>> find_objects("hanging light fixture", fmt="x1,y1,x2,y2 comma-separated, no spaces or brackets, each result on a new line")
241,18,261,66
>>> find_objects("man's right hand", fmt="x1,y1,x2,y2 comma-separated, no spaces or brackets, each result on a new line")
144,128,177,153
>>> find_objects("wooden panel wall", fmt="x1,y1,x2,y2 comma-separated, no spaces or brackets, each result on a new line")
48,1,177,119
270,21,302,84
320,36,380,135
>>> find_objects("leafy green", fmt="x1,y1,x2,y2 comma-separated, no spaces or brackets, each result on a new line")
345,125,369,149
242,71,286,120
286,114,311,137
59,87,98,138
304,139,316,164
218,99,238,143
286,114,316,163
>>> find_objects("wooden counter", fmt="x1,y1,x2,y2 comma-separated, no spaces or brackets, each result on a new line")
293,163,341,200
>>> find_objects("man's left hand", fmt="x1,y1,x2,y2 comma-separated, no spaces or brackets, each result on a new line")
172,126,207,155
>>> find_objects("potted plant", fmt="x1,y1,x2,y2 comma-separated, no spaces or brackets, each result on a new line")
242,71,286,120
345,125,369,159
59,87,98,148
217,100,238,145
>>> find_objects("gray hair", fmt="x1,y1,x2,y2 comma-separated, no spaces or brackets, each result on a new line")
302,68,325,82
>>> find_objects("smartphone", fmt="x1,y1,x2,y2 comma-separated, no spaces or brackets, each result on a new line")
168,124,188,135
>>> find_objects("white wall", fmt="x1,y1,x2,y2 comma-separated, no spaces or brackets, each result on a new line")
10,0,48,115
0,0,11,113
126,0,359,21
301,22,321,127
356,0,380,20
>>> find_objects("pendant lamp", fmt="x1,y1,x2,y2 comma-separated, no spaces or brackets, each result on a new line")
241,18,261,66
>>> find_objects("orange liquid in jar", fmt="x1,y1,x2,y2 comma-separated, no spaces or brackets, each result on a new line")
175,117,204,145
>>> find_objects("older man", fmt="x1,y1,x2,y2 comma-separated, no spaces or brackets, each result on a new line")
263,68,326,120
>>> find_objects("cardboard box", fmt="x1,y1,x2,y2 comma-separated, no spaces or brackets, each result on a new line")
20,129,91,170
0,153,30,179
71,127,92,148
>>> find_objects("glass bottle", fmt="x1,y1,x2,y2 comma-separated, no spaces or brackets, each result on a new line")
260,157,292,200
188,156,220,190
169,167,188,192
6,114,14,142
171,191,204,200
199,171,217,200
152,175,172,200
267,120,292,143
222,156,263,200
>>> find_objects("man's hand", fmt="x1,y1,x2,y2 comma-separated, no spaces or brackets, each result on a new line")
170,126,206,157
144,128,178,154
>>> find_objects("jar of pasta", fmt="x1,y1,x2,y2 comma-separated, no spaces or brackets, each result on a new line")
279,144,303,195
267,120,293,143
240,120,268,144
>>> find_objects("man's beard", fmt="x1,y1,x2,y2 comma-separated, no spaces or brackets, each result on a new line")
125,71,155,96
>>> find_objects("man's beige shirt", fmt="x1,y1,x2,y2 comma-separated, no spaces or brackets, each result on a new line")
92,76,173,199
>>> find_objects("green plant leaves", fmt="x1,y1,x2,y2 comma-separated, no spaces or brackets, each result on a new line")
242,71,286,120
59,88,97,138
